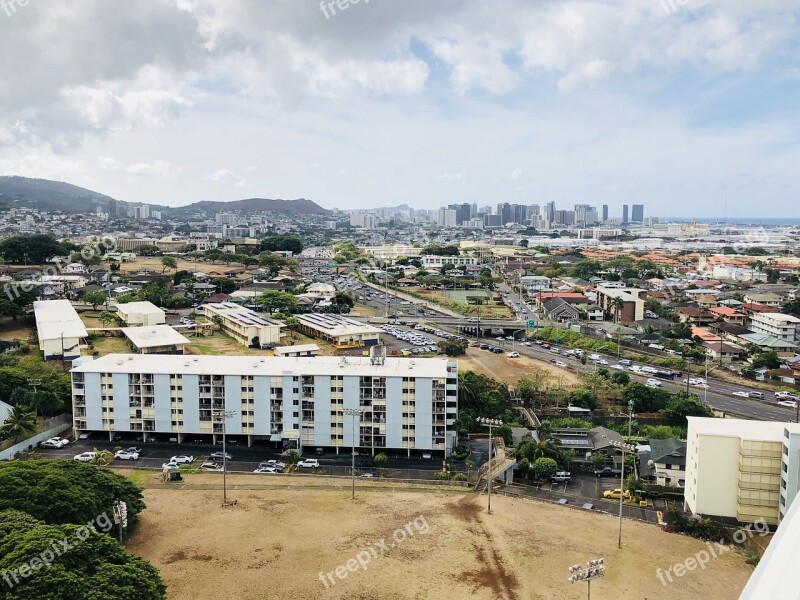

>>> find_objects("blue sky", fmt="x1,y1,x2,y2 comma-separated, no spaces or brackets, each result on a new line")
0,0,799,218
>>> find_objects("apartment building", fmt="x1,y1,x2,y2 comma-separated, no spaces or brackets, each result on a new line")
198,302,284,348
116,301,166,327
594,285,646,323
70,353,458,456
750,312,800,343
684,417,800,526
421,256,478,268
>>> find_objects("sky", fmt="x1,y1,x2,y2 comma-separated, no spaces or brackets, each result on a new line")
0,0,799,218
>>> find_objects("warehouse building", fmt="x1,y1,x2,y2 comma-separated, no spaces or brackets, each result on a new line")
34,299,88,360
295,313,381,348
71,352,458,457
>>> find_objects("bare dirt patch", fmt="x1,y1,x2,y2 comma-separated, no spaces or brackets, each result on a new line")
457,347,582,387
126,476,753,600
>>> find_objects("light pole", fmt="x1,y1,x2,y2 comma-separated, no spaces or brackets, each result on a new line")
608,439,636,549
568,559,605,600
477,417,503,514
344,408,366,500
213,409,237,506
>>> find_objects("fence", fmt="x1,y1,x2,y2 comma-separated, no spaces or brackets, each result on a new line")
0,415,71,461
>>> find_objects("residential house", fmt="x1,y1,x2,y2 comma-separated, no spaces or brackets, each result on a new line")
542,298,580,323
710,306,748,326
703,341,745,364
743,292,784,307
643,438,687,487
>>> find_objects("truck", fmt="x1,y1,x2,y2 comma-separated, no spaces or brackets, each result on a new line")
594,467,622,478
551,471,572,483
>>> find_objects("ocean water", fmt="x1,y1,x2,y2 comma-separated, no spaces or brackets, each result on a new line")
662,217,800,226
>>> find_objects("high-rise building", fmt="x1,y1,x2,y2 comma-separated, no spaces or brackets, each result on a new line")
529,204,540,217
574,204,595,227
632,204,644,222
545,201,556,223
602,204,609,222
436,208,457,228
553,210,574,226
496,203,512,225
460,203,472,225
470,203,478,218
512,204,527,224
622,205,629,223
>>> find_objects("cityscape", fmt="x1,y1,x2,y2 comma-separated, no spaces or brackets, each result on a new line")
1,2,800,600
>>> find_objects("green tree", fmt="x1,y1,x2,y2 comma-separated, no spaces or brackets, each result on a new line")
663,393,713,419
0,509,167,600
568,388,598,411
82,290,107,310
260,236,303,254
30,391,62,418
257,291,298,314
0,407,36,443
211,277,237,294
439,338,468,357
91,448,114,466
532,457,558,479
374,452,388,469
611,372,630,386
160,256,178,273
9,388,35,409
516,457,530,478
98,311,117,328
327,291,355,314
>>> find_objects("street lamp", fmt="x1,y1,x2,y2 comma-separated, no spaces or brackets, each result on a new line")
477,417,503,514
607,439,636,549
568,559,605,600
213,409,237,506
343,408,366,500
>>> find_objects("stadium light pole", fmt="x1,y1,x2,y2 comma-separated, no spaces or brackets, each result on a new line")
568,558,605,600
213,409,237,506
344,408,366,499
608,439,636,549
477,417,503,514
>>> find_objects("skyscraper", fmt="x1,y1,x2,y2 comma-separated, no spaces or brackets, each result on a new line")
602,204,608,222
632,204,644,222
545,201,556,223
622,205,629,223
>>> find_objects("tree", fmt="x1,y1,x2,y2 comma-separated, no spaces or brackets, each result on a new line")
160,256,178,274
9,388,35,409
30,391,62,418
257,291,298,314
591,452,608,470
439,338,468,357
211,277,236,294
82,290,107,310
260,236,303,255
91,448,114,466
752,351,781,370
0,407,36,443
0,235,68,265
98,311,117,328
568,388,598,411
663,393,713,419
532,457,558,479
611,297,625,324
516,457,530,478
0,509,167,600
327,292,355,314
611,372,630,386
373,452,388,469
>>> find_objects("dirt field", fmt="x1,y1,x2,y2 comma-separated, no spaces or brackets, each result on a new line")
458,348,582,388
125,475,753,600
0,317,35,342
116,257,259,277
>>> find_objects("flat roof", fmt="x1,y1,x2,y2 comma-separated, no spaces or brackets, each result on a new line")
296,313,382,337
72,353,452,378
273,344,320,355
688,416,800,441
122,325,191,349
33,300,88,340
201,302,284,328
116,301,164,315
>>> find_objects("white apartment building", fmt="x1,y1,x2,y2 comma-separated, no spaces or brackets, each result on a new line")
34,299,88,360
750,312,800,343
421,256,478,268
519,275,551,293
71,353,458,456
685,417,800,526
198,302,284,348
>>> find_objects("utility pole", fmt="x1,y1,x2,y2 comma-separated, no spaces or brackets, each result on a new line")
213,409,237,506
477,417,503,514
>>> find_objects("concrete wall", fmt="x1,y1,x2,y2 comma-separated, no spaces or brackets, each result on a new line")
0,420,71,461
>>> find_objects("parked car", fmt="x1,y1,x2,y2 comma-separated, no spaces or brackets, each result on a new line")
421,452,432,459
551,471,572,483
507,351,520,358
161,460,180,470
603,488,632,500
254,466,279,474
170,455,195,464
114,450,140,461
124,446,142,455
297,459,319,468
40,437,69,449
73,452,96,462
594,467,622,478
200,461,224,471
209,451,233,461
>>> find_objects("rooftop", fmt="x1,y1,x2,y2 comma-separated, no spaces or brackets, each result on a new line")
33,299,88,340
71,353,453,378
201,302,284,328
296,313,382,336
688,416,800,441
116,301,164,315
122,325,192,349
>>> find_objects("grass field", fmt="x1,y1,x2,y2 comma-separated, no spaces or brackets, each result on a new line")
124,474,754,600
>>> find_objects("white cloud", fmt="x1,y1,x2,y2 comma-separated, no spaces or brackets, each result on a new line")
203,168,246,187
98,156,179,177
511,168,523,180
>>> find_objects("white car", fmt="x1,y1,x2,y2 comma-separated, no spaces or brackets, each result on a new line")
114,450,140,461
254,466,279,474
73,452,96,462
555,361,567,368
200,461,224,472
646,379,662,388
170,455,195,464
297,459,319,468
41,437,69,449
162,461,180,470
507,351,520,358
778,400,798,409
733,391,750,398
610,364,625,370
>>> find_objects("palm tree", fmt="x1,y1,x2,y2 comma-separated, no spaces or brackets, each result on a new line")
611,297,625,324
457,372,479,409
529,435,561,460
1,407,37,443
91,448,113,466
